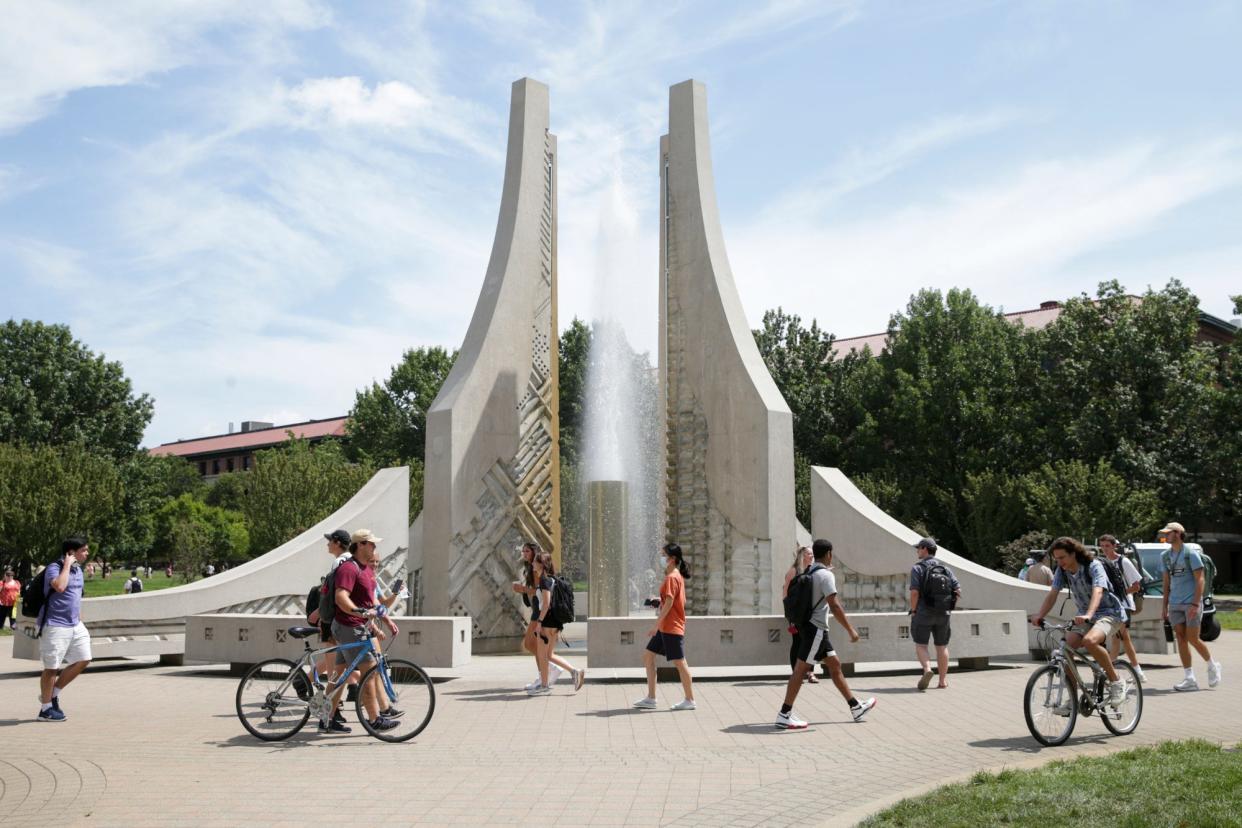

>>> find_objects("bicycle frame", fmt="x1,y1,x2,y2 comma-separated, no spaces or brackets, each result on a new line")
1043,626,1112,713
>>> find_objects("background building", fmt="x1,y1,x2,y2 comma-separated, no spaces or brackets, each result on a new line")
148,417,347,479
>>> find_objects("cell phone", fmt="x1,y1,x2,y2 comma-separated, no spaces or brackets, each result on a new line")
392,579,405,594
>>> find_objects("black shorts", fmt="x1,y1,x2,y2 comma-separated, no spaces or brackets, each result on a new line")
795,624,835,663
911,614,951,646
646,632,685,662
540,618,564,631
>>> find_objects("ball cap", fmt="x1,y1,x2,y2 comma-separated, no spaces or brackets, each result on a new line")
1159,521,1185,536
914,537,938,552
351,528,383,545
324,528,351,546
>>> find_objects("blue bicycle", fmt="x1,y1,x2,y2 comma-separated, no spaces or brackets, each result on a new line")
234,610,435,743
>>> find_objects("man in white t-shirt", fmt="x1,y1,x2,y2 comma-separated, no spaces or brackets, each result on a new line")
1099,535,1145,682
775,539,877,729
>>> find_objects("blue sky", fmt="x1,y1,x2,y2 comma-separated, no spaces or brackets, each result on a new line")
2,1,1240,448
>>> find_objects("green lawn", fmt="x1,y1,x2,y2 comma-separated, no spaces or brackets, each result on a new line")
861,740,1242,827
81,570,181,598
1218,609,1242,631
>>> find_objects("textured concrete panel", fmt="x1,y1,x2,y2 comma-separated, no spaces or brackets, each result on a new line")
586,610,1026,668
185,614,471,668
421,78,560,651
811,465,1170,654
660,79,795,616
12,467,410,660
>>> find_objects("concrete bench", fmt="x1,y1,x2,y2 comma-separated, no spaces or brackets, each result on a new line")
185,614,472,670
587,610,1028,673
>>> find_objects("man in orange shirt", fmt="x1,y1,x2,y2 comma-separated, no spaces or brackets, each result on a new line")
633,543,696,711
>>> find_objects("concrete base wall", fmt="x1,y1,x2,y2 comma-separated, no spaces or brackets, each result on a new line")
10,467,410,662
587,610,1027,669
184,614,471,668
812,466,1172,655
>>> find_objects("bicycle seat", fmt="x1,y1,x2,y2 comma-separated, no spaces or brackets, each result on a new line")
287,626,321,639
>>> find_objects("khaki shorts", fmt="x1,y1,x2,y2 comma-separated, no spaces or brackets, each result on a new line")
1088,615,1121,641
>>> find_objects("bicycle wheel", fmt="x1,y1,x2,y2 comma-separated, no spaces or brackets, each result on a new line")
236,658,312,741
1024,664,1077,746
355,657,435,743
1102,660,1143,736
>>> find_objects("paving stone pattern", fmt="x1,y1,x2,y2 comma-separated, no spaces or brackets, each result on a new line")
2,633,1240,827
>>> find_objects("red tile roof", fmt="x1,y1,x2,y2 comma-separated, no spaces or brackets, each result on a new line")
148,417,349,458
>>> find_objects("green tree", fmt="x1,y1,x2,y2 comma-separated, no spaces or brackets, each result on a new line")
152,494,249,576
106,452,204,564
871,288,1038,554
242,438,374,556
0,441,122,568
1208,294,1242,521
558,318,591,464
0,320,154,460
204,470,248,512
346,346,456,467
1019,459,1162,543
1030,280,1219,531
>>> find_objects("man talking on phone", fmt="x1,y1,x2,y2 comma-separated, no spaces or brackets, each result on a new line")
37,537,93,722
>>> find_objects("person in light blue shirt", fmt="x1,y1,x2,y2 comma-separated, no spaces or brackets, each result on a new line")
1159,521,1221,692
1032,537,1127,709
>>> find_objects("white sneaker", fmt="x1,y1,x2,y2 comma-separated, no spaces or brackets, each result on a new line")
775,710,807,729
1208,661,1222,688
1052,700,1073,717
573,668,585,692
1108,681,1126,707
632,697,658,709
550,663,565,684
524,678,542,691
1174,675,1199,692
851,698,877,722
1133,666,1146,683
526,684,551,696
670,699,696,711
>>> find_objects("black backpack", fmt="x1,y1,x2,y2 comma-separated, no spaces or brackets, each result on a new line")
127,577,143,593
317,562,353,637
551,575,576,624
20,565,53,619
919,562,956,610
1098,557,1129,608
783,564,824,627
305,578,323,622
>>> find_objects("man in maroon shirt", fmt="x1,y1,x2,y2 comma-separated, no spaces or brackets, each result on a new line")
329,529,398,732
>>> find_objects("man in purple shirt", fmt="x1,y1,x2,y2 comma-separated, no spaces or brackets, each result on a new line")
38,537,92,722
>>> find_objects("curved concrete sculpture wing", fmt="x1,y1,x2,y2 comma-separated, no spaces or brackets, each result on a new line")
811,465,1167,653
660,79,796,615
421,78,560,652
13,466,410,660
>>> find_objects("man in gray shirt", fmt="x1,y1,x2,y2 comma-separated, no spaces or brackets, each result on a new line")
909,538,961,691
776,539,877,729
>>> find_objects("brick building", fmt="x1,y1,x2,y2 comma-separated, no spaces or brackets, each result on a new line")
148,417,348,479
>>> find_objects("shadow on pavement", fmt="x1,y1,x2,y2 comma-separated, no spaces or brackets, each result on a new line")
719,721,846,735
576,707,652,719
443,689,530,702
968,733,1112,754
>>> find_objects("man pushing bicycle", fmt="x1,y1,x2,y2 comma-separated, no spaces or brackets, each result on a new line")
1031,536,1128,709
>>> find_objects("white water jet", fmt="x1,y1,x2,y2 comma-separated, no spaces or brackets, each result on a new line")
581,173,662,607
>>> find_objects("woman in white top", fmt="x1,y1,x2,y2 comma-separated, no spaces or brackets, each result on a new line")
782,547,818,683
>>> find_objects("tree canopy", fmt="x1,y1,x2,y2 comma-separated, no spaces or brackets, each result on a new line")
0,319,154,460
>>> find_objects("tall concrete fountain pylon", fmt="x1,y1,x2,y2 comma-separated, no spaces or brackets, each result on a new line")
660,79,797,615
419,78,560,652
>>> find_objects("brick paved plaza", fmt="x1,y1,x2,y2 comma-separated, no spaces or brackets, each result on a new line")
3,630,1240,827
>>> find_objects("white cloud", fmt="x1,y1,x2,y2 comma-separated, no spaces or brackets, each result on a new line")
728,139,1242,338
283,77,428,128
0,0,331,133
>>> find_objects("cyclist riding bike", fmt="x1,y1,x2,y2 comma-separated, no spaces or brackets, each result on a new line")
1031,536,1128,709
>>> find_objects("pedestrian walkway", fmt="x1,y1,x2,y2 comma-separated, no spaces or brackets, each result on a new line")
1,632,1239,827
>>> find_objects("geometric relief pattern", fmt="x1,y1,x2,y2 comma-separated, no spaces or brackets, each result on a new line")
449,133,558,642
663,160,767,618
834,560,909,613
